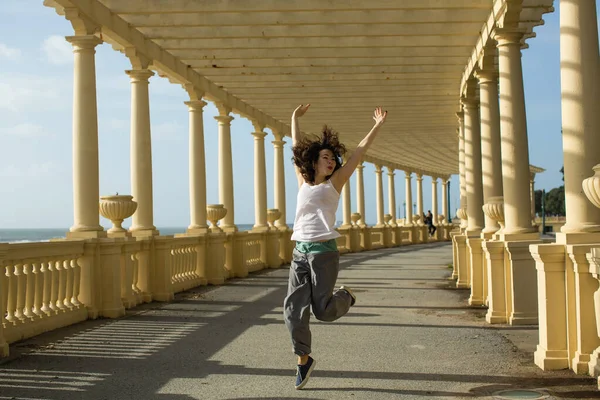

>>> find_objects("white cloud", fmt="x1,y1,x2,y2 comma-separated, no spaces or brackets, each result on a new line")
0,75,69,112
0,43,21,60
0,162,57,178
42,35,72,65
0,122,52,138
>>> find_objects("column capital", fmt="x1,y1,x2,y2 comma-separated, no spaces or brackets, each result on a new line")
474,69,498,84
215,102,232,117
431,176,439,183
183,84,205,101
65,35,102,51
494,29,526,47
405,171,412,179
214,115,234,124
184,100,207,111
64,8,99,36
125,47,151,70
125,69,154,82
374,164,383,173
356,163,365,171
416,173,423,181
387,168,395,176
460,95,479,109
272,139,286,148
252,131,268,140
455,110,464,122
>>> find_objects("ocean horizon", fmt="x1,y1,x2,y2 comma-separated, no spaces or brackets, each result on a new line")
0,224,279,243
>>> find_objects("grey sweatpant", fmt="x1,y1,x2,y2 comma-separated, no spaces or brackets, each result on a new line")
283,249,353,356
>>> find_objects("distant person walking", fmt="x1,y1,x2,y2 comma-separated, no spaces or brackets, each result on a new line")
283,103,387,389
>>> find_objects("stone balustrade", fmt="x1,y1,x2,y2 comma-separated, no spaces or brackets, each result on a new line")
0,224,456,357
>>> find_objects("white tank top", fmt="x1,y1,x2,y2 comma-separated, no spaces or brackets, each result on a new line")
291,179,341,242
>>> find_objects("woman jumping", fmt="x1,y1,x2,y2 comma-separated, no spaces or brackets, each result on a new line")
283,104,387,389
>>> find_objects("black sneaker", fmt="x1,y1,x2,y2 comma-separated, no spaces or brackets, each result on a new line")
295,356,316,390
340,285,356,306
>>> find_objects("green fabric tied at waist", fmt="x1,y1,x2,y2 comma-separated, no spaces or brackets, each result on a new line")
295,239,338,254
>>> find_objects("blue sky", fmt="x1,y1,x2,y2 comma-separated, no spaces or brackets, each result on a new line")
0,1,596,229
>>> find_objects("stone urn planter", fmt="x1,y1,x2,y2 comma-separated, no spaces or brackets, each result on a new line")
438,215,445,226
412,214,421,225
267,208,281,228
456,207,468,221
583,164,600,209
206,204,227,232
384,214,392,226
351,212,361,226
99,194,137,233
482,196,505,231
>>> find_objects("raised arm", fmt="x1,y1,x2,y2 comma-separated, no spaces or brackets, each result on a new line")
331,107,387,193
292,104,310,188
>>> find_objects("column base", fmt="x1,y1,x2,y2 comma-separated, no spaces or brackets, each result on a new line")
485,310,507,324
67,230,107,239
222,225,238,233
101,306,126,319
556,232,600,245
208,278,225,285
251,225,269,233
186,227,209,235
0,342,8,357
497,232,539,242
534,346,569,370
130,229,160,238
588,347,600,377
509,311,538,325
573,351,593,375
153,292,175,302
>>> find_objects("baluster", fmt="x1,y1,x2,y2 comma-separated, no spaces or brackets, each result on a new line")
23,263,35,319
1,265,9,326
131,253,140,294
55,260,66,311
173,248,181,282
48,261,59,313
15,264,25,321
71,258,81,307
40,261,52,315
184,246,190,280
5,265,16,324
190,246,197,279
64,258,74,309
32,262,43,317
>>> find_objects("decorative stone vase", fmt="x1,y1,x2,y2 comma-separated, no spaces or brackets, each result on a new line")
482,196,505,230
583,164,600,209
456,207,468,221
351,212,361,226
412,214,421,225
99,195,137,233
384,214,392,226
206,204,227,232
267,208,281,227
438,215,445,226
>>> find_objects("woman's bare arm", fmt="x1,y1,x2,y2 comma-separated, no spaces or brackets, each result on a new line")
331,107,387,193
292,104,310,188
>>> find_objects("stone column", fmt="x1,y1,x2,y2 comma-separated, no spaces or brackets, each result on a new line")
432,177,439,225
356,162,366,226
476,68,503,236
559,0,600,234
65,35,104,238
251,123,268,232
126,69,157,236
341,180,352,228
462,84,484,235
495,30,537,236
442,178,449,223
416,173,424,223
272,131,287,229
530,173,536,225
405,172,414,226
215,105,237,232
388,167,397,227
186,100,208,234
457,111,468,228
375,164,385,227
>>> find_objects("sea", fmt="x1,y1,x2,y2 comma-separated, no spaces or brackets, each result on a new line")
0,224,261,243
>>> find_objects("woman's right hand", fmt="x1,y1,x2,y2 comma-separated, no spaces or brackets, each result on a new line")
293,104,310,118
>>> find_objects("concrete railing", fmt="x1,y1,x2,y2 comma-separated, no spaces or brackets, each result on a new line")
0,224,455,357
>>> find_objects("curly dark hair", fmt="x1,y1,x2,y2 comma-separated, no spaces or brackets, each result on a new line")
292,125,346,184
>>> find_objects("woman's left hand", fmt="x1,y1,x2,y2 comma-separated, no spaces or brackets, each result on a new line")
373,107,387,126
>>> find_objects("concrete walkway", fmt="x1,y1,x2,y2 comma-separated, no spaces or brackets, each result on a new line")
0,243,597,400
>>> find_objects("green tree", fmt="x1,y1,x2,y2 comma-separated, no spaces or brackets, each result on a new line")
545,186,565,216
534,189,544,215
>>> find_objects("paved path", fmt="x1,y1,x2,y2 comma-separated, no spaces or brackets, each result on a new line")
0,243,597,400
